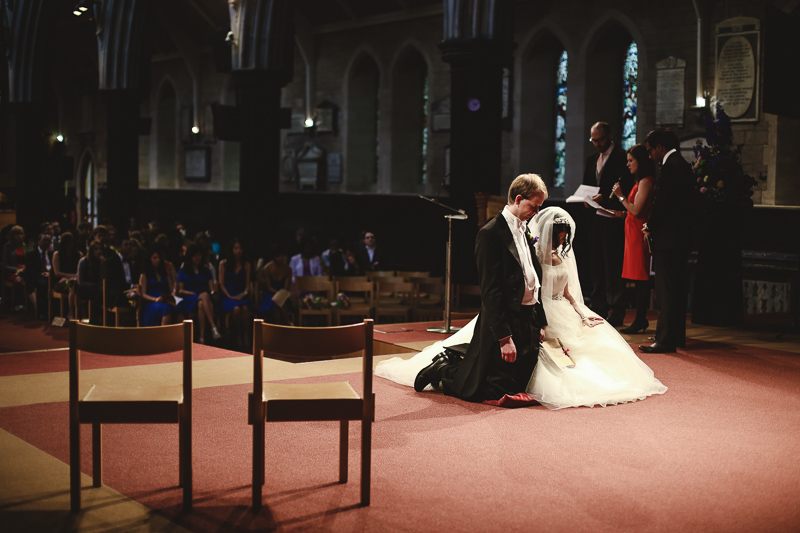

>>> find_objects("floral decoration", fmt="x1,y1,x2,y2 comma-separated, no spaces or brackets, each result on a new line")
693,103,763,210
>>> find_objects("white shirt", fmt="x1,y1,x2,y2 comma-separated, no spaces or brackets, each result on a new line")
501,206,540,306
596,143,614,183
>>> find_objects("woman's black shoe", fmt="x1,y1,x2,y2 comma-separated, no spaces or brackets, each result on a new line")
620,320,649,334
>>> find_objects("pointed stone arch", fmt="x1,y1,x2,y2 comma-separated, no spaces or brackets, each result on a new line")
344,49,382,192
76,149,98,226
579,11,647,145
515,23,572,192
389,44,430,193
154,78,180,188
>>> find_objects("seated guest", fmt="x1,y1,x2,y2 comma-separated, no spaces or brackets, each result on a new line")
52,231,83,320
321,238,351,277
24,233,53,320
176,243,220,344
139,247,175,327
219,238,252,348
257,249,293,325
77,241,105,324
289,238,323,279
2,225,27,311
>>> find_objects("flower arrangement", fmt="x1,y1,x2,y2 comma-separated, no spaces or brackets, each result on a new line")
301,294,330,310
332,292,351,309
693,103,762,210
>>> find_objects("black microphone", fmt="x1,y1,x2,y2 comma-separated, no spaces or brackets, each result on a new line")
435,173,451,202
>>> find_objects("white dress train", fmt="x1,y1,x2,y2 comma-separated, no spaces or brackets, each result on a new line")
374,262,667,410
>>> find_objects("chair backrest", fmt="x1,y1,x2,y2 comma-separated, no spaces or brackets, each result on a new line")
333,275,368,283
397,271,430,281
366,270,396,281
336,280,374,303
252,318,374,404
69,320,193,416
293,276,334,293
374,280,415,303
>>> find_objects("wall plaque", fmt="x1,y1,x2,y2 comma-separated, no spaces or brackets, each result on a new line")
715,17,760,121
656,57,686,126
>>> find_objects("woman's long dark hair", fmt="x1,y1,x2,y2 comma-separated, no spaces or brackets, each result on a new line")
144,247,168,280
226,237,246,268
627,143,656,180
551,221,573,259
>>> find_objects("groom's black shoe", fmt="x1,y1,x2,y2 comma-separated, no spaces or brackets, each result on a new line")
638,342,676,353
414,353,451,392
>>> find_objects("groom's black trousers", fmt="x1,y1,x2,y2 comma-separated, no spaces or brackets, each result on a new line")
442,304,540,402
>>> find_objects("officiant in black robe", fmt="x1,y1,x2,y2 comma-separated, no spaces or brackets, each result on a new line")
414,174,548,402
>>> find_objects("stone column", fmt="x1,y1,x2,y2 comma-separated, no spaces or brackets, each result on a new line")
101,90,141,230
440,0,516,280
229,0,294,238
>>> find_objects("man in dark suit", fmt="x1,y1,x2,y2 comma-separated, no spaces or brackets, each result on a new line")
415,174,548,403
24,233,53,320
355,230,390,272
582,122,633,326
640,128,696,353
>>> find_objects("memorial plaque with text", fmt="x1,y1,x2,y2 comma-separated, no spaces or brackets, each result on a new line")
656,57,686,126
715,17,760,122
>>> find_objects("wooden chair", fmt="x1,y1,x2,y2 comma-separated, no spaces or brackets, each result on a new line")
373,280,415,323
335,279,374,325
48,274,70,321
249,318,375,508
332,275,368,283
69,320,193,513
413,278,447,321
397,271,430,281
365,270,396,281
293,276,335,326
101,279,138,327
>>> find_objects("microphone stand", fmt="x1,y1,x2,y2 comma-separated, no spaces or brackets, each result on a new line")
419,195,467,334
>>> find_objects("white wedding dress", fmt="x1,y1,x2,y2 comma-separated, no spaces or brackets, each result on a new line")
375,206,667,410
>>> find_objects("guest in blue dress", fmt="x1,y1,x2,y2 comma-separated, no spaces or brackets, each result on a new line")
256,250,293,325
219,238,251,347
139,248,175,326
176,243,220,344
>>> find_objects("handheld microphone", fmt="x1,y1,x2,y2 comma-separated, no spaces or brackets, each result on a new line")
609,181,620,200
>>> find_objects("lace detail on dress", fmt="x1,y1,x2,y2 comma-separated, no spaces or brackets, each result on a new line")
543,262,570,300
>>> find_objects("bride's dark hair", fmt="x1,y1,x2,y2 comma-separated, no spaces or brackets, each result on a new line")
551,219,572,258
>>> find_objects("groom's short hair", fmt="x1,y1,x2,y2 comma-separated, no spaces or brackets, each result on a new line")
508,173,548,204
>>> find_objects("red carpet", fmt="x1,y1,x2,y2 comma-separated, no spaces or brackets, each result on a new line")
2,343,800,531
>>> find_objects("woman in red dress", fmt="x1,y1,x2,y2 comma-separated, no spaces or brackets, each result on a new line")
612,144,655,333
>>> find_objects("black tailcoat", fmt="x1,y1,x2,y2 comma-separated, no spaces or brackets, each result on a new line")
443,212,547,402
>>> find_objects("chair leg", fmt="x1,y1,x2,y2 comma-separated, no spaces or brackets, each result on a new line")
180,414,192,512
339,420,348,483
92,423,102,487
252,413,265,510
70,420,81,513
361,418,372,506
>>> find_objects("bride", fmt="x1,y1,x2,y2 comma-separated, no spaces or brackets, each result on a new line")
375,206,667,409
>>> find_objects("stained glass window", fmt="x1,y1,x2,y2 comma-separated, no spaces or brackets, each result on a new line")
621,41,638,150
554,50,568,188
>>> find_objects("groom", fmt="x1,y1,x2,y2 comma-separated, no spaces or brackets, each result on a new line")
415,174,548,403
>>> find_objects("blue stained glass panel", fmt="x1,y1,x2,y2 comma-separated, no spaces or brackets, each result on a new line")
621,41,638,150
554,50,568,188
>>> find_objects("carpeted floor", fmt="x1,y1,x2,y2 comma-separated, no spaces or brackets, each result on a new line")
2,312,800,532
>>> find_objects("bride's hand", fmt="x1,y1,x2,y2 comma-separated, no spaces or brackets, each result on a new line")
540,326,546,342
583,316,604,328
